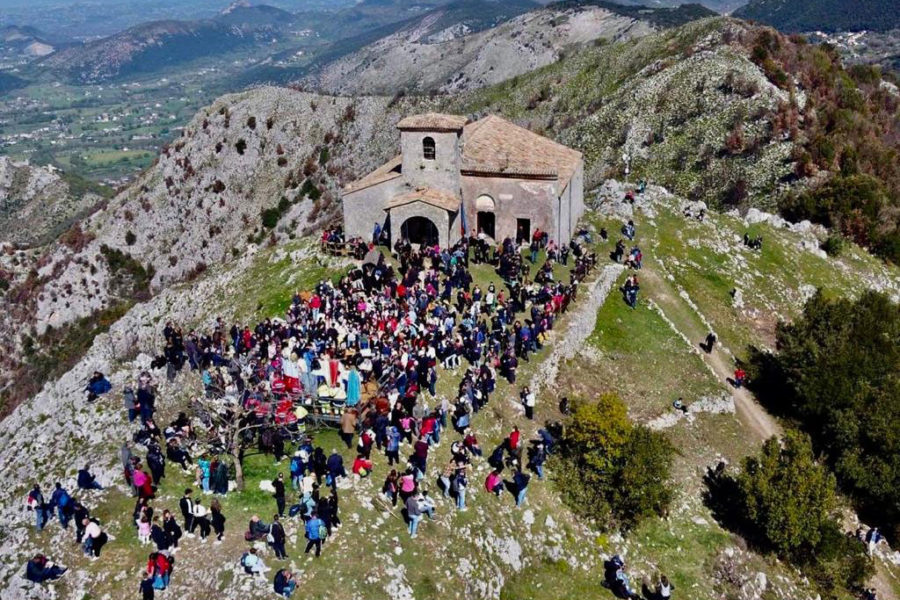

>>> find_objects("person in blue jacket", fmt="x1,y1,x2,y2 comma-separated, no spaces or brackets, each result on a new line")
25,554,66,583
77,466,103,490
304,513,325,557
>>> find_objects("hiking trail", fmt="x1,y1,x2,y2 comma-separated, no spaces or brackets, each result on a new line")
639,266,780,441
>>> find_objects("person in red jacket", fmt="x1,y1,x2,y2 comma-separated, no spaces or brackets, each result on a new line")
733,367,746,388
352,455,373,478
507,426,520,455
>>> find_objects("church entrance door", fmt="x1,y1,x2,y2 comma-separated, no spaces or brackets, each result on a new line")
476,211,495,239
401,216,439,246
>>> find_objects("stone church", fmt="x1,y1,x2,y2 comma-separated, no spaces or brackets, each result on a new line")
341,112,584,249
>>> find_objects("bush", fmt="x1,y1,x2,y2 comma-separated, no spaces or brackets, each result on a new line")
737,433,837,557
556,394,674,530
261,208,280,229
820,235,843,256
125,230,136,246
235,139,247,155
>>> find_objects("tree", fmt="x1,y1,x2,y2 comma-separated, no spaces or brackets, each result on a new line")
556,394,673,529
754,290,900,533
192,392,265,491
613,426,675,528
736,432,837,558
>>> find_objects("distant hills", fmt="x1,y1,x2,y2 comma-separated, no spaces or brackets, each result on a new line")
299,1,717,95
0,71,27,93
38,5,301,84
733,0,900,33
0,25,59,57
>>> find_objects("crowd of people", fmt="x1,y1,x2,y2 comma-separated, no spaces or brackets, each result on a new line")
24,226,603,597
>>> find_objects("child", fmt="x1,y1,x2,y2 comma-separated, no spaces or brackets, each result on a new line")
140,573,155,600
138,515,151,544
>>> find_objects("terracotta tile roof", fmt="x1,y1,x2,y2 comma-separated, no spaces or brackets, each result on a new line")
461,115,582,188
397,113,468,131
385,187,460,212
343,154,402,193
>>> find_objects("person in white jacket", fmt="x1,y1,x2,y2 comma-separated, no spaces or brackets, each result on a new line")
191,499,211,541
82,519,106,558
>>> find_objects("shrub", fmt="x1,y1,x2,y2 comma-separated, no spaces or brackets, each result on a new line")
125,230,136,246
820,235,843,256
235,139,247,155
246,116,256,130
738,433,837,557
556,394,674,530
261,207,280,229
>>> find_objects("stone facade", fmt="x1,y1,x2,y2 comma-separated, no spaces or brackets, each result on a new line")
341,113,584,247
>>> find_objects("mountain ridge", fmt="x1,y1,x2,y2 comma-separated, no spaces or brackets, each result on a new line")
733,0,900,33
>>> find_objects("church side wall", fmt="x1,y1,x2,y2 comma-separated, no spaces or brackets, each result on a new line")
460,176,556,243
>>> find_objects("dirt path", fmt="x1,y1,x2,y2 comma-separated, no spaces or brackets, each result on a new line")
640,267,781,442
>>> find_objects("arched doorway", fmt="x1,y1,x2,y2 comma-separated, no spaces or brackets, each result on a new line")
475,194,496,239
477,211,495,239
400,216,439,246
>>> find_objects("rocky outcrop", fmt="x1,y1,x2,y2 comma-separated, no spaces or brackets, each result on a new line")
303,5,653,95
0,158,102,247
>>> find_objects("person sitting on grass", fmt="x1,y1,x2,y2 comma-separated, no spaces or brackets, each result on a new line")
273,569,296,598
25,554,66,583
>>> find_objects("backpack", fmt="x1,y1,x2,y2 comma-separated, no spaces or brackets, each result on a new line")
266,524,275,544
25,491,38,510
318,523,328,539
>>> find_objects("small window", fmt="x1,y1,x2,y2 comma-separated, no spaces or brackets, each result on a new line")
423,136,436,160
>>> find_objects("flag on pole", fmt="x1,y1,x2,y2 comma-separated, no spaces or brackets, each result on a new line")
460,200,468,237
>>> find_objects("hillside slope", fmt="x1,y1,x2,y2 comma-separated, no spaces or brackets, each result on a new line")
733,0,900,33
0,87,413,412
301,3,654,94
39,6,300,84
0,158,108,247
1,180,897,600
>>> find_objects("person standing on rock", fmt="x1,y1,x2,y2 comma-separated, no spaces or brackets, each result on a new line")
162,509,182,549
406,494,423,539
304,512,325,556
147,443,165,485
50,482,72,529
270,514,288,560
210,497,226,543
272,472,286,517
520,386,536,420
513,466,530,507
179,489,194,535
73,501,90,543
191,498,211,542
27,484,47,531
